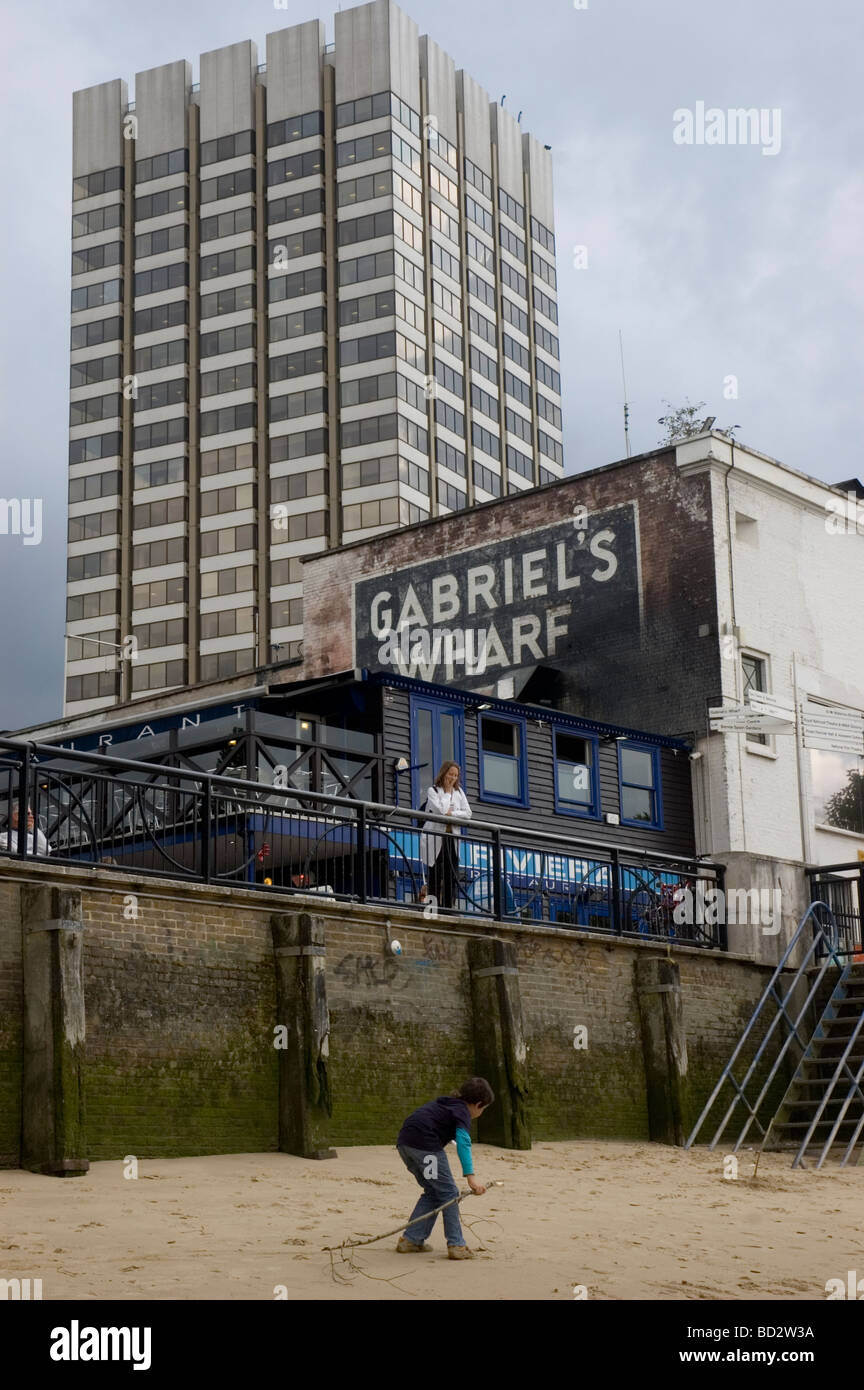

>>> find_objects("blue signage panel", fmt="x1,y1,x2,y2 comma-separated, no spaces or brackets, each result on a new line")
57,700,257,752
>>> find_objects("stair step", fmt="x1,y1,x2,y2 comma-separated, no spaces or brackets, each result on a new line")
773,1120,862,1130
807,1048,864,1055
795,1097,864,1106
793,1087,864,1096
796,1077,864,1084
806,1047,864,1054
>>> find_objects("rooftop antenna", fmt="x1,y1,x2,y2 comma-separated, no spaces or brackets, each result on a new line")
500,95,506,106
618,330,632,458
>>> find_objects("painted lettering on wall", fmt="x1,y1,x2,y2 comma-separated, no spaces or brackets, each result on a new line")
353,506,640,689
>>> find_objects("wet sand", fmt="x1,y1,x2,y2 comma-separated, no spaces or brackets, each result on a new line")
0,1140,859,1301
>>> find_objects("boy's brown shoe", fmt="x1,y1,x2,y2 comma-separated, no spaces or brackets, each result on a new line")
396,1237,431,1253
447,1245,474,1260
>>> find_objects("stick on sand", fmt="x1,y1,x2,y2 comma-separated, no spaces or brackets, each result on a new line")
322,1183,503,1253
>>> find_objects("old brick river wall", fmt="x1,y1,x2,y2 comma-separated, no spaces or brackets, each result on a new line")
0,859,782,1166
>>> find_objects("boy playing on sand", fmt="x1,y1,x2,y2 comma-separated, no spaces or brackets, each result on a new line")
395,1077,494,1260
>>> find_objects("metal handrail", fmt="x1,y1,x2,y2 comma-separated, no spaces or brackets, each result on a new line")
808,1006,864,1167
806,861,864,956
0,736,724,940
0,736,718,873
685,901,844,1150
839,1054,864,1164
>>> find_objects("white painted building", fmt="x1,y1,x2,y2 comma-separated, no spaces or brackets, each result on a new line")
678,433,864,954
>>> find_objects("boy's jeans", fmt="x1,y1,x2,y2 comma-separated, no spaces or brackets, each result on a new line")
397,1145,466,1247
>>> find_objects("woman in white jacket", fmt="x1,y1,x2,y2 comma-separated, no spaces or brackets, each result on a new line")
418,761,472,909
0,804,50,857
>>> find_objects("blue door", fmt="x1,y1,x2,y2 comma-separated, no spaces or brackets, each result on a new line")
409,697,466,810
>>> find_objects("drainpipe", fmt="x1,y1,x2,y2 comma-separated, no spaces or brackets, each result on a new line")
792,652,814,866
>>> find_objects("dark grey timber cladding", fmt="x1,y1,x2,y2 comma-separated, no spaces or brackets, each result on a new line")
383,689,695,856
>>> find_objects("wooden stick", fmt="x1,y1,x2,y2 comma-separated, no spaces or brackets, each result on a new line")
322,1189,472,1253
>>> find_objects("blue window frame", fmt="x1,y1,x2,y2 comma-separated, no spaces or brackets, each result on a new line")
409,696,465,808
618,741,663,830
553,729,600,819
478,714,529,807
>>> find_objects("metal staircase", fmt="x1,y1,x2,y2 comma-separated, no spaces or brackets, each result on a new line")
765,962,864,1166
686,902,864,1168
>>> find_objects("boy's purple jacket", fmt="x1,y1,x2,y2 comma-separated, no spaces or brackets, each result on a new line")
397,1095,472,1151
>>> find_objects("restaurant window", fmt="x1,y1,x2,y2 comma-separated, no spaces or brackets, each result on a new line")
479,716,528,806
618,742,662,829
554,731,599,818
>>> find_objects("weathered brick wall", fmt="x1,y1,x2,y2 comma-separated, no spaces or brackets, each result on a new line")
0,862,781,1163
676,952,779,1123
326,921,475,1146
515,933,649,1140
0,881,21,1166
513,935,779,1141
81,887,278,1160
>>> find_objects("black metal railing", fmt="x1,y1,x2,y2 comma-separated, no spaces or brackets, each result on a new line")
0,737,726,947
806,861,864,957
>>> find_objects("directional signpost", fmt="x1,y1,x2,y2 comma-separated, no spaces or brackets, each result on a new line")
709,711,792,734
800,704,864,755
710,692,864,754
710,690,796,737
747,691,797,724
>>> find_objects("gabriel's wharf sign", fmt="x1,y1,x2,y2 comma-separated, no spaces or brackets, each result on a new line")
353,504,641,687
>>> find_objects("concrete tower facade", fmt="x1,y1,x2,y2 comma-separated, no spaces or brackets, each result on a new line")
66,0,563,714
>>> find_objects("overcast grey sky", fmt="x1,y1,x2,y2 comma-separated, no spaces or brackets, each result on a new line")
1,0,862,730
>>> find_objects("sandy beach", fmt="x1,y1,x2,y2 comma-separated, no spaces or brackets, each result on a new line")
1,1140,861,1301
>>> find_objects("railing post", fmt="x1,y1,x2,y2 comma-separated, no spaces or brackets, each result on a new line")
716,863,728,952
859,864,864,954
356,803,367,903
16,743,31,857
201,779,212,883
492,829,503,922
611,849,622,935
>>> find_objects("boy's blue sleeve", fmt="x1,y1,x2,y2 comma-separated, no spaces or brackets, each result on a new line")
455,1126,473,1176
